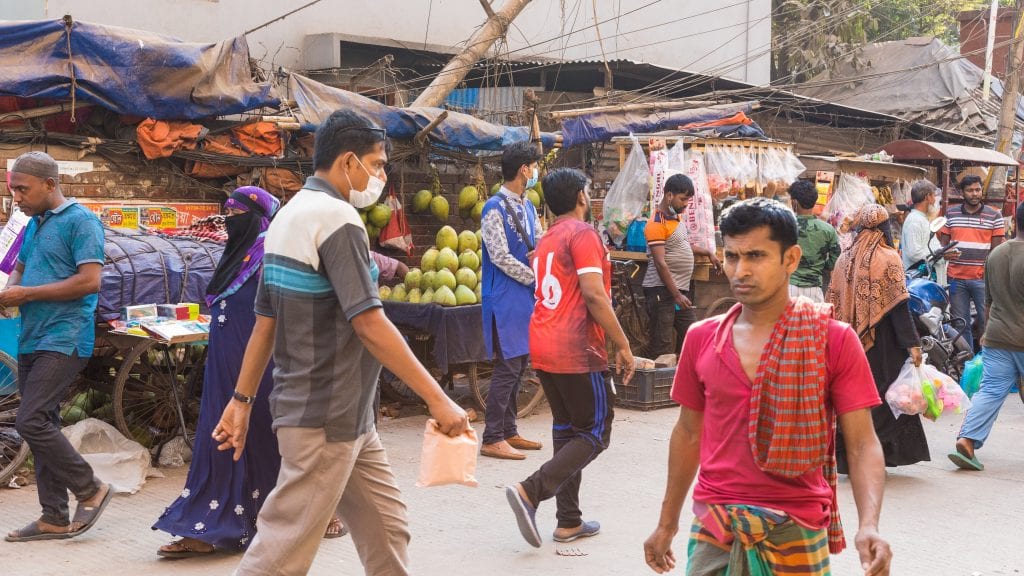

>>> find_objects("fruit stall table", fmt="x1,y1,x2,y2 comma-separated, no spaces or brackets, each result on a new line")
380,301,544,418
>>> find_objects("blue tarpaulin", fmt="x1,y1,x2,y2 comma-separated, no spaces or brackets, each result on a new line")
290,74,557,151
0,19,278,119
560,102,757,148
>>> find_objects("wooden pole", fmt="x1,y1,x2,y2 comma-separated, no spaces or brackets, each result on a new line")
547,100,728,120
0,102,93,124
987,0,1024,197
414,111,449,149
411,0,532,107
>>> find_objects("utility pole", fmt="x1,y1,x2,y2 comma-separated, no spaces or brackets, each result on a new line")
411,0,532,108
989,0,1024,197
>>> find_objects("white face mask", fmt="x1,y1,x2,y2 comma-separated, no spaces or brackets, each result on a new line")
344,155,385,208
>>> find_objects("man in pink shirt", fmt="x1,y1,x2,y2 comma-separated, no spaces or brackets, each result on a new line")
643,198,892,575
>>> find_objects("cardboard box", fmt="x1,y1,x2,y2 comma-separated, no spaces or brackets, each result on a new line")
122,304,158,322
157,304,191,320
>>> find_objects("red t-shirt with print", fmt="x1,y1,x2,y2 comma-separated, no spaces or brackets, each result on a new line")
671,312,880,529
529,218,611,374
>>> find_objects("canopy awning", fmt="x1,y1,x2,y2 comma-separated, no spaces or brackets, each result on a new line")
880,139,1019,166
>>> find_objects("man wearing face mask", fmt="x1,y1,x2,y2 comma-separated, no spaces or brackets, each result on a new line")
213,109,469,576
901,180,941,273
479,141,545,460
643,174,721,358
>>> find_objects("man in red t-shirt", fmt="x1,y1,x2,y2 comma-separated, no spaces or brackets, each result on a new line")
504,168,635,548
643,199,892,575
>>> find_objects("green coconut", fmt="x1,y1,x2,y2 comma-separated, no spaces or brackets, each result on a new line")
421,287,435,303
365,223,380,242
378,285,392,300
458,249,480,271
421,248,439,271
433,268,457,291
457,230,479,253
390,283,407,302
435,225,459,251
406,288,422,304
490,182,502,196
404,268,423,291
458,185,479,211
368,203,392,228
430,195,450,223
455,267,478,290
526,189,541,210
421,270,436,291
471,201,485,223
454,284,478,305
435,247,459,273
412,189,433,213
432,285,457,307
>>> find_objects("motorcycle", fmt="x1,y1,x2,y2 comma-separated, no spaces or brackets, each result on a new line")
905,217,973,381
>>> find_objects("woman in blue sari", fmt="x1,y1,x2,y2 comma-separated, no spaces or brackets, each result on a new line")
152,187,284,557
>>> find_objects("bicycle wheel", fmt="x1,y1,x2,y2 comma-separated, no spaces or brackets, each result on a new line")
469,361,545,419
113,340,204,450
0,350,29,486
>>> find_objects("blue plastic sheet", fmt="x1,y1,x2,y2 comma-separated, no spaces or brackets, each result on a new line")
560,102,758,148
0,19,278,119
290,74,557,151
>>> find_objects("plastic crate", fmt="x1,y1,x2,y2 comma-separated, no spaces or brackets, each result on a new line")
614,366,676,410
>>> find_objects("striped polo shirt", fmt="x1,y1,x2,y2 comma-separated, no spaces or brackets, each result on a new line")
255,176,382,442
940,203,1005,280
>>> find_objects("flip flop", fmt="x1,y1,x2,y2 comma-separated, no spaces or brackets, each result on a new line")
324,517,349,539
157,539,216,559
948,451,984,471
505,484,541,548
67,483,114,538
552,520,601,543
4,520,74,542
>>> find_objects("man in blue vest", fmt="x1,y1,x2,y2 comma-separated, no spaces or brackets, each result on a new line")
479,142,544,460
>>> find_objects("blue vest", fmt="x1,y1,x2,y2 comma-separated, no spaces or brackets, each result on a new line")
481,189,537,360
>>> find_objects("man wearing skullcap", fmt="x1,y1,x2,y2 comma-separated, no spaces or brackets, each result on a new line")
2,151,113,543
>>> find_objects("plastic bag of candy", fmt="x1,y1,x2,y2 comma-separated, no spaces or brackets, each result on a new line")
885,357,971,421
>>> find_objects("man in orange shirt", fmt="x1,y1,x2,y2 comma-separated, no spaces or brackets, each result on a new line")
938,175,1005,352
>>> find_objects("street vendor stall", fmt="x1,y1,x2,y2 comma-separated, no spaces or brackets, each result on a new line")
879,139,1020,213
606,134,807,327
798,155,928,213
380,301,544,418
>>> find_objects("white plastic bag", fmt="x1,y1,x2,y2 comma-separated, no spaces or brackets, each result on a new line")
603,135,650,246
885,358,971,421
62,418,154,494
416,420,479,488
682,152,716,254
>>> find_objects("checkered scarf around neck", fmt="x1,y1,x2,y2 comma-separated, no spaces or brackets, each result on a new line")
740,296,846,553
826,204,909,352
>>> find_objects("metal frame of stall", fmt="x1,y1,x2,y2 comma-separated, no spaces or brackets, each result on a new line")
879,139,1020,215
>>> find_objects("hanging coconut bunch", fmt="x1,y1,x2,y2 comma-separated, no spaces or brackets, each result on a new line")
409,164,450,223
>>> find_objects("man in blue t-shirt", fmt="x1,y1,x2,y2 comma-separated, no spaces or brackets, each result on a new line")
1,152,113,543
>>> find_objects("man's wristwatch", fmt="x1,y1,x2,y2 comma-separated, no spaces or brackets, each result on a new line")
232,390,255,404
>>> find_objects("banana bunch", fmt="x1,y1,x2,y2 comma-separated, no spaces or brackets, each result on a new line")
872,185,894,205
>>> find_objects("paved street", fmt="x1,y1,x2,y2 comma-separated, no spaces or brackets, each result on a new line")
2,396,1023,575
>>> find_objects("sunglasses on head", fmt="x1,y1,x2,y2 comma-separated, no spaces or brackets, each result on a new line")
336,126,387,140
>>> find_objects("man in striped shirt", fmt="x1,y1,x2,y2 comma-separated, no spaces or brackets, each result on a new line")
938,175,1005,352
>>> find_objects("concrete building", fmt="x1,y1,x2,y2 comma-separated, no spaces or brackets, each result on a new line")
0,0,772,85
958,7,1019,80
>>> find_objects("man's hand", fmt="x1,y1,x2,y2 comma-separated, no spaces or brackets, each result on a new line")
427,396,469,437
943,248,961,261
0,286,31,307
614,346,635,385
673,292,692,310
212,399,253,461
708,254,722,272
854,527,892,576
909,346,923,367
643,526,678,573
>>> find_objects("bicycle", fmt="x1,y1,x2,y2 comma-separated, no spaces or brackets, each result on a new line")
0,350,29,486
